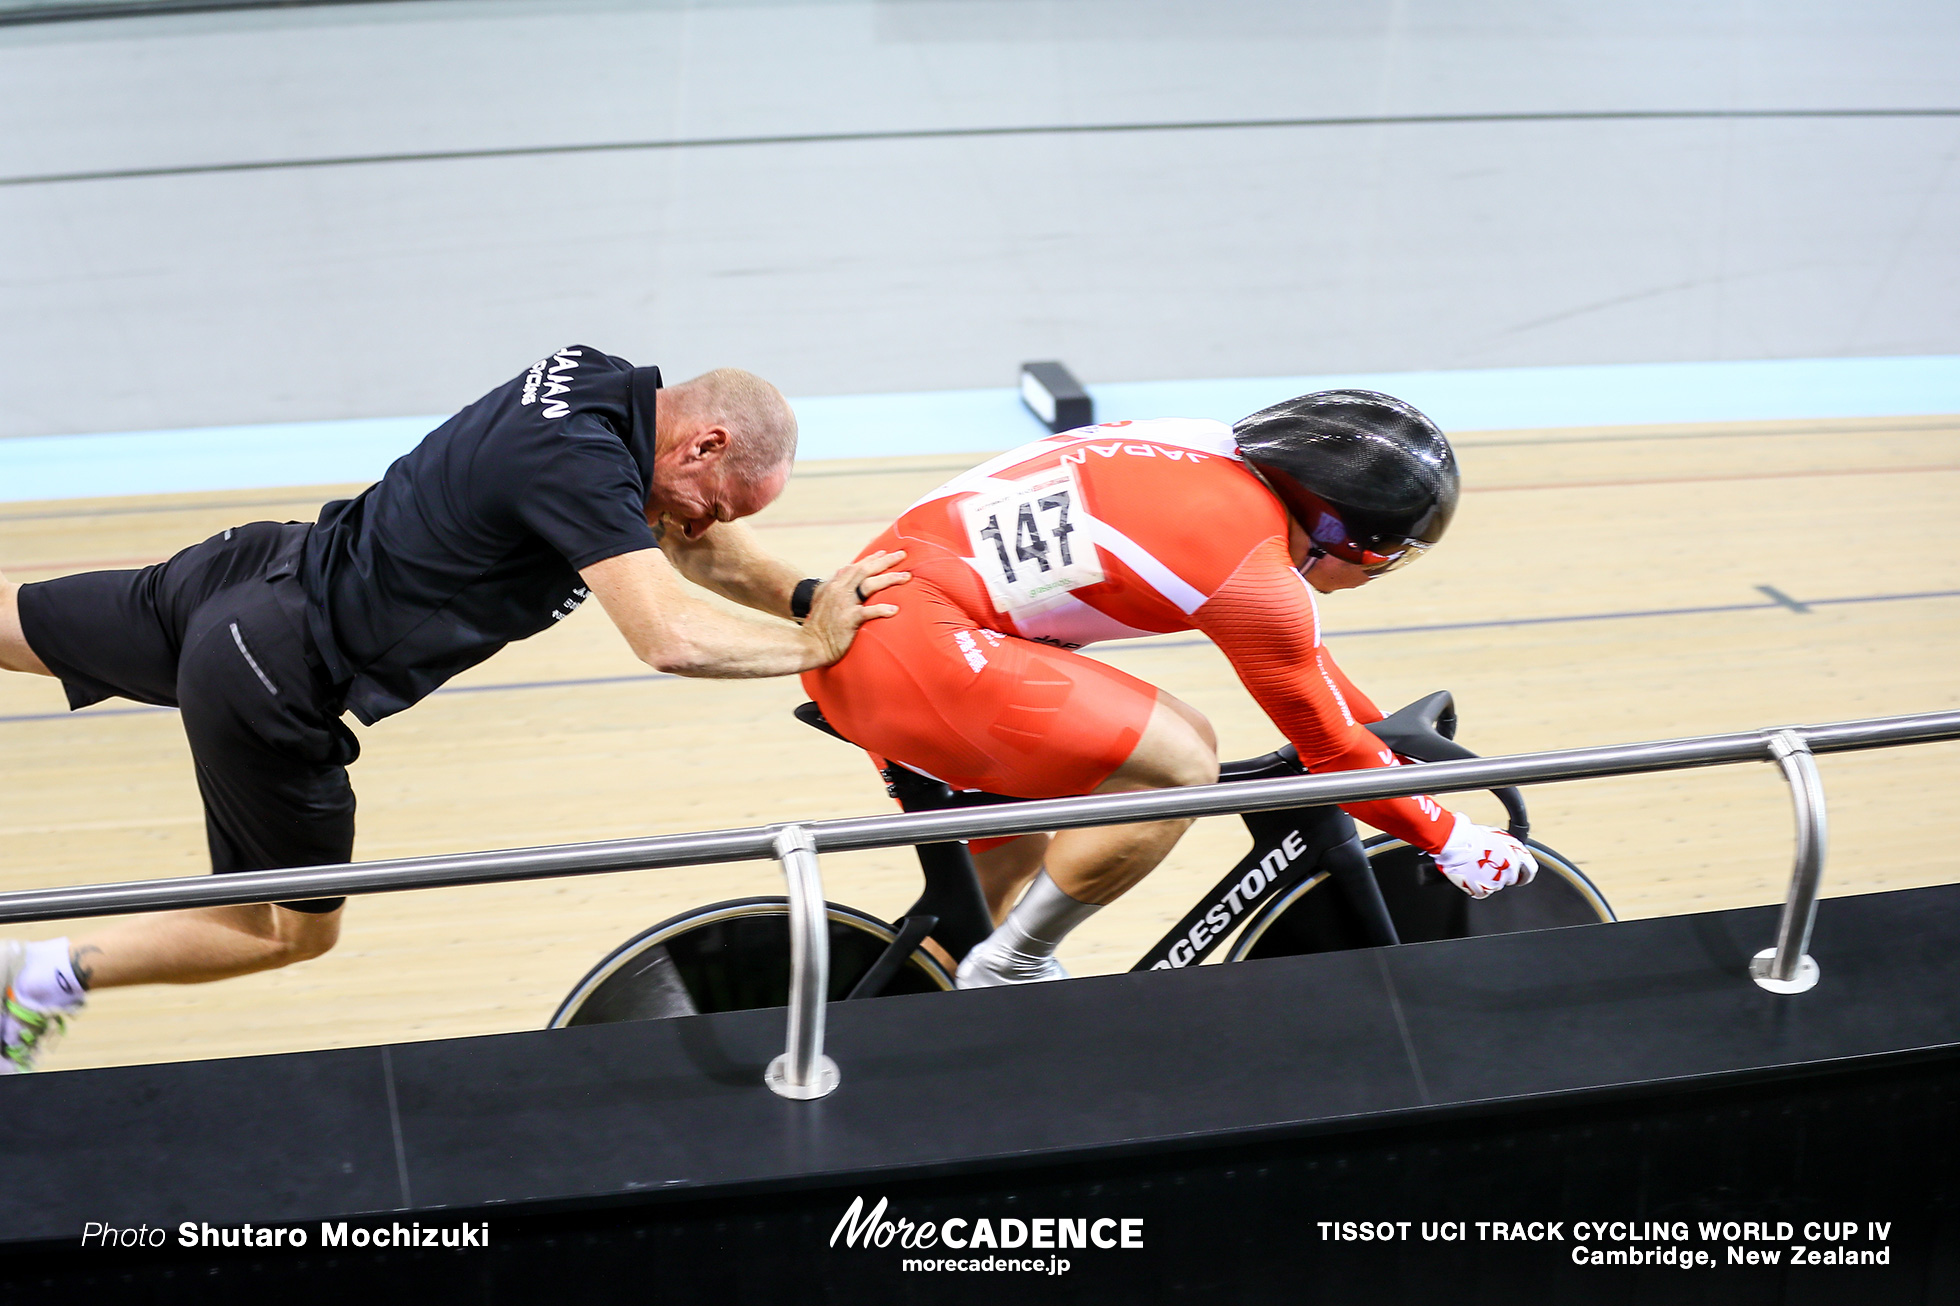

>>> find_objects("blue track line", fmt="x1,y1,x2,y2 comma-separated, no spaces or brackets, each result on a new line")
0,671,680,725
1317,586,1960,640
1104,587,1960,654
6,355,1957,502
4,587,1953,728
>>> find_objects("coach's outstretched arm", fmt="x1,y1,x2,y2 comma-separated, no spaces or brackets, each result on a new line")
583,545,907,677
657,518,840,621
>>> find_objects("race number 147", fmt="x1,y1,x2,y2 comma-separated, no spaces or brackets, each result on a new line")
964,472,1104,612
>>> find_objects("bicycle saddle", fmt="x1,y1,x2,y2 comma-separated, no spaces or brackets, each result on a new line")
793,700,848,743
793,702,1023,812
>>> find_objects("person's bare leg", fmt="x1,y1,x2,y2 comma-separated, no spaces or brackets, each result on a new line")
1044,692,1217,905
971,835,1050,923
971,694,1216,914
956,693,1217,987
69,904,343,989
0,573,54,676
6,905,342,1070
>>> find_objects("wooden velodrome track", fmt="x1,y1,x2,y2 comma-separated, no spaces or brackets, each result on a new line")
3,413,1956,1073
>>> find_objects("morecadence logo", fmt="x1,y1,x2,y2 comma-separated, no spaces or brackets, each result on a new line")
830,1195,1143,1275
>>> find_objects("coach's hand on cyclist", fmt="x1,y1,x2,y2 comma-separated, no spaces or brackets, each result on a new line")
1432,816,1537,899
802,550,910,666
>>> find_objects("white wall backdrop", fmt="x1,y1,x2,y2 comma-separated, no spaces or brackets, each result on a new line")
1,0,1956,437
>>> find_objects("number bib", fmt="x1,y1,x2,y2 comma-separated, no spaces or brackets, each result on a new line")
960,467,1106,615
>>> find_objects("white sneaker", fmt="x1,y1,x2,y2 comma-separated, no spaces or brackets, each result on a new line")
2,940,71,1075
955,934,1071,988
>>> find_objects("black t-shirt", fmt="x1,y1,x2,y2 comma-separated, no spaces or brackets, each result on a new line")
302,346,662,724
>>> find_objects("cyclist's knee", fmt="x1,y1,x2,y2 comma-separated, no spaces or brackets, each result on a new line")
1102,697,1219,792
1156,690,1218,757
1158,739,1221,790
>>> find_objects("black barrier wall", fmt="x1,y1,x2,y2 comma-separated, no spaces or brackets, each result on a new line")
3,1049,1954,1304
3,884,1956,1303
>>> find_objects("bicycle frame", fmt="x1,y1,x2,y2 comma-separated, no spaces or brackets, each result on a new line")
801,689,1526,989
1135,787,1392,970
862,735,1409,975
1128,689,1540,968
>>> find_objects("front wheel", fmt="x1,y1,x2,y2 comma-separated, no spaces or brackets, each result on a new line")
550,897,954,1027
1226,836,1613,961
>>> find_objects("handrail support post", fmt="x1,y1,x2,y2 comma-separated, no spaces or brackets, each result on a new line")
764,824,841,1099
1750,729,1825,994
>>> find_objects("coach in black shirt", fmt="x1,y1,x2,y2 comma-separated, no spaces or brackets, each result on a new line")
0,348,903,1070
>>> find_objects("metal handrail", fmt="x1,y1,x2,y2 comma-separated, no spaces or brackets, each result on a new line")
1,707,1956,1096
0,708,1954,925
1750,731,1828,993
762,825,840,1100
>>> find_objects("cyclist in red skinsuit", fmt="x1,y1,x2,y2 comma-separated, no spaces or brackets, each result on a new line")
803,408,1532,987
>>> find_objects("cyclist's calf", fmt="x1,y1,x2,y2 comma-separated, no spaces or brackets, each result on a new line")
959,692,1220,988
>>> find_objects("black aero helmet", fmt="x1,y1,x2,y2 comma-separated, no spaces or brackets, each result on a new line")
1232,389,1459,574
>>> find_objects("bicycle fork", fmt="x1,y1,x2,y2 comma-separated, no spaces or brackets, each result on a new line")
1134,803,1400,972
1318,835,1401,949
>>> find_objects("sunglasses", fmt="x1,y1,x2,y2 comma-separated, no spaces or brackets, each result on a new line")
1306,511,1430,575
1312,539,1430,575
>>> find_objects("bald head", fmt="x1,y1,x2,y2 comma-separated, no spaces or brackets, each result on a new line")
663,368,798,483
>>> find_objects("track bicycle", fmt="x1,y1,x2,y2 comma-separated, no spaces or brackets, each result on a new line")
550,691,1614,1026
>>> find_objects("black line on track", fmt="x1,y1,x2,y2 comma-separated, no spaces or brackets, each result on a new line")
1094,587,1960,655
0,668,682,724
5,589,1955,728
4,108,1957,189
0,703,172,724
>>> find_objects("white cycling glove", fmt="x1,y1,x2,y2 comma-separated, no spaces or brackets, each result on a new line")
1432,814,1537,899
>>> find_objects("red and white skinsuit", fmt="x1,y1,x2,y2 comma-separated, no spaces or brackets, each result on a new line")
802,418,1456,855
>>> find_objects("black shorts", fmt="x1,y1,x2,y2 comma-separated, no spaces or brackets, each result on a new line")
18,522,358,913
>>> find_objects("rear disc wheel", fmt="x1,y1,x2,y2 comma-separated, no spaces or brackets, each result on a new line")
550,897,953,1027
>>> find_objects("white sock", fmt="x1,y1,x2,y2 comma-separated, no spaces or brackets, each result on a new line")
993,871,1102,961
13,938,85,1012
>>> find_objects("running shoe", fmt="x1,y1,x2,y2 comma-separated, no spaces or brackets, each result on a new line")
1,940,68,1075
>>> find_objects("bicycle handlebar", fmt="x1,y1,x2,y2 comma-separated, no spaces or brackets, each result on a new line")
1362,691,1532,843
